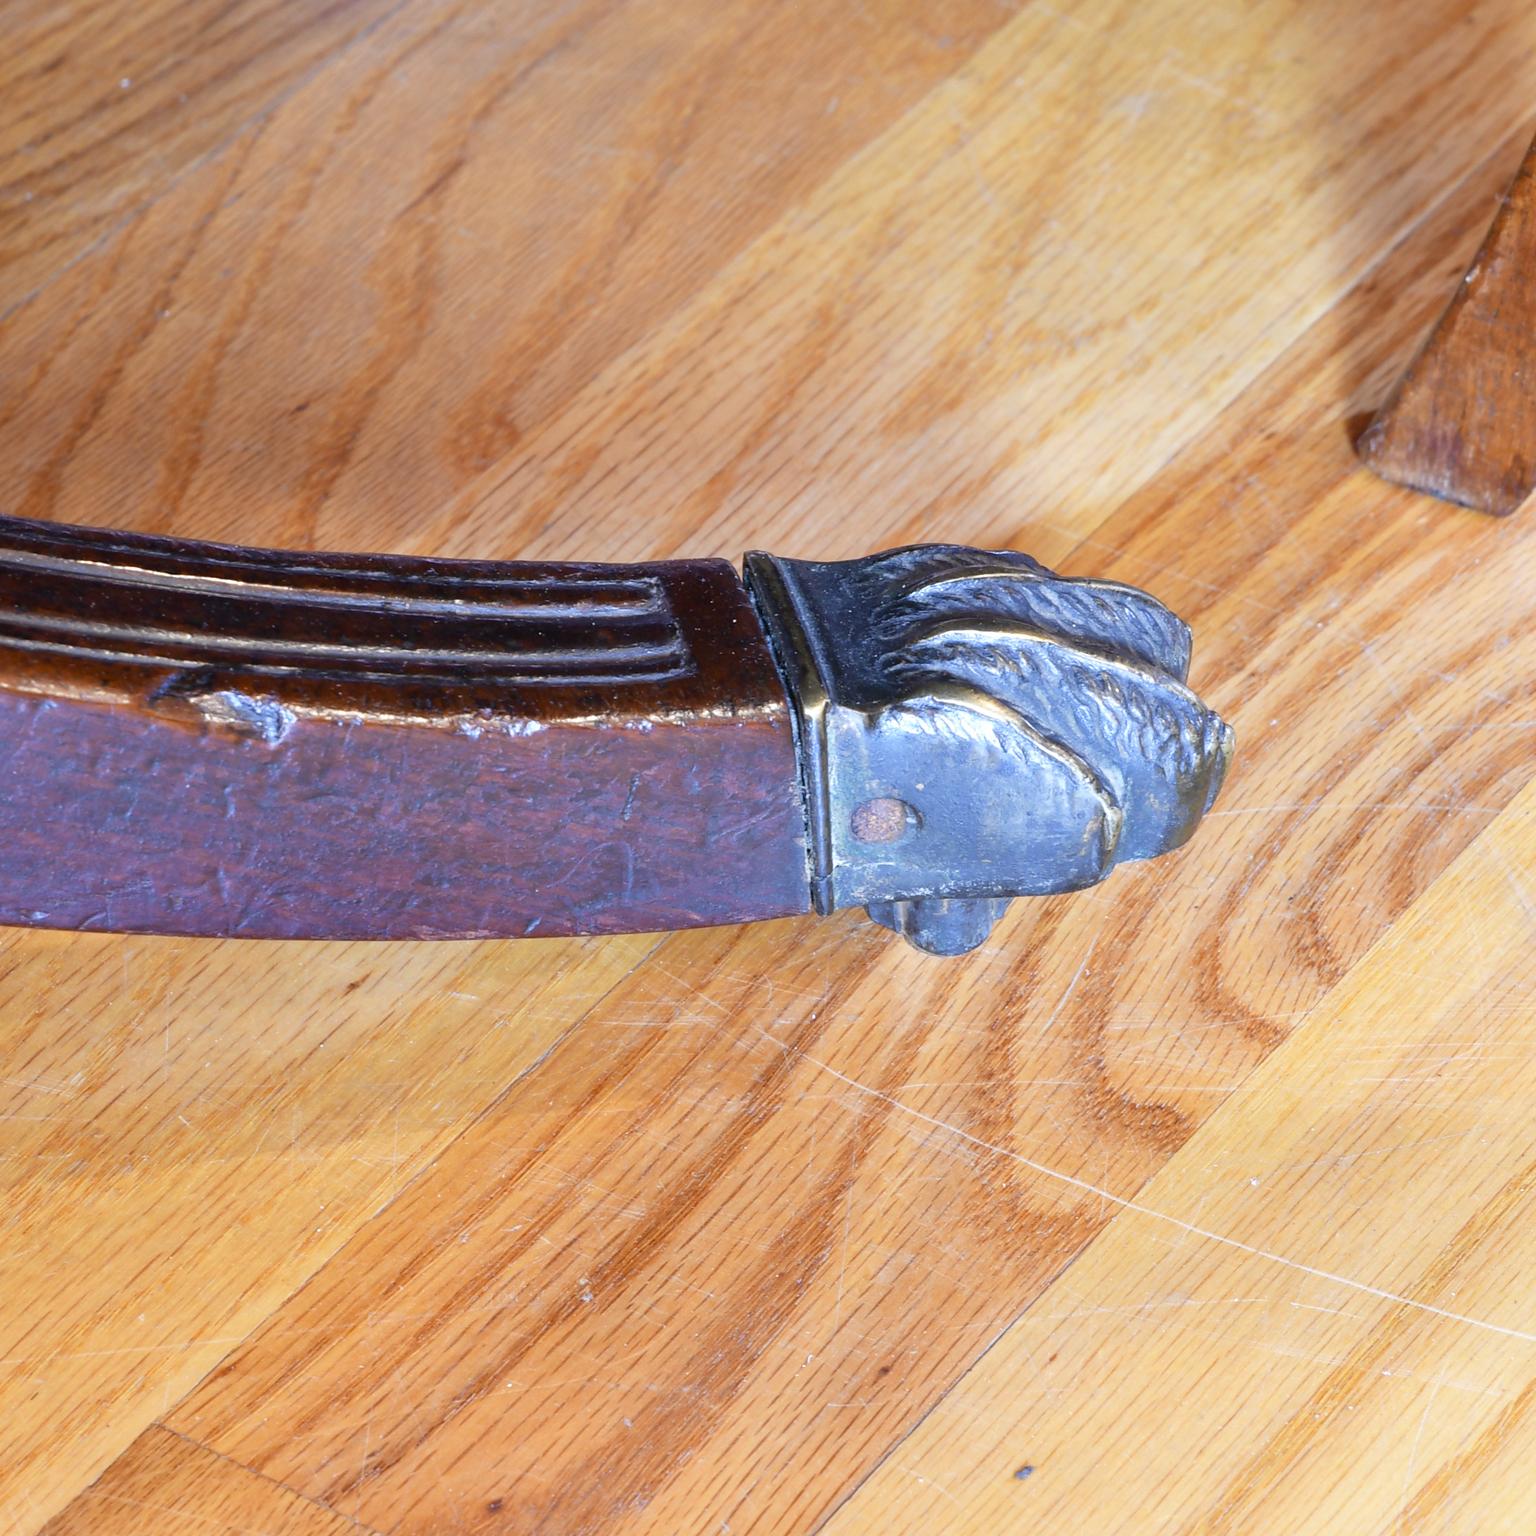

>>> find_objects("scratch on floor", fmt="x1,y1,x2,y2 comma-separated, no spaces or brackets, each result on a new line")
1040,1293,1269,1322
1398,1370,1446,1524
756,1028,1536,1347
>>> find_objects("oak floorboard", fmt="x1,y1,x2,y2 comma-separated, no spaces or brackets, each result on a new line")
38,1426,368,1536
0,0,407,308
0,0,1026,553
437,0,1536,568
0,2,1032,1525
0,931,658,1533
1,1,1533,1533
821,778,1536,1536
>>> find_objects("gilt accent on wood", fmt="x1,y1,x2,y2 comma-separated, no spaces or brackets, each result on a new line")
1358,127,1536,515
0,517,696,688
0,513,1230,951
0,514,807,940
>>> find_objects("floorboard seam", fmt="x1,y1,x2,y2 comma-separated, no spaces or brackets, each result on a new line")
156,1423,388,1535
141,928,673,1449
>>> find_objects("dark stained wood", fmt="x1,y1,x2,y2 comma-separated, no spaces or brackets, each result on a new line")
1358,128,1536,515
0,513,808,939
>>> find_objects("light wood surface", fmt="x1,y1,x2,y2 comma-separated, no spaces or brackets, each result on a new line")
2,2,1533,1532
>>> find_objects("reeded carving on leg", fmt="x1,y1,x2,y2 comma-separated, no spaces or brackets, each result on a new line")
746,544,1234,955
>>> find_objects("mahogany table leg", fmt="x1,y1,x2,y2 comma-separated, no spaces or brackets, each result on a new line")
1358,128,1536,516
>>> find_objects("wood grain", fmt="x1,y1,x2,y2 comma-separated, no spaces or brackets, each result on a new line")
0,0,406,308
0,0,1028,553
37,1427,365,1536
438,0,1536,570
4,0,1536,1533
0,516,805,940
0,928,657,1532
820,778,1536,1536
159,118,1536,1536
1360,128,1536,515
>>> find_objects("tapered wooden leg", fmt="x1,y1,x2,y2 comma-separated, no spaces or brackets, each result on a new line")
1358,129,1536,516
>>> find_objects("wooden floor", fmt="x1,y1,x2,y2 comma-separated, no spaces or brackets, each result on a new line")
2,1,1534,1531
